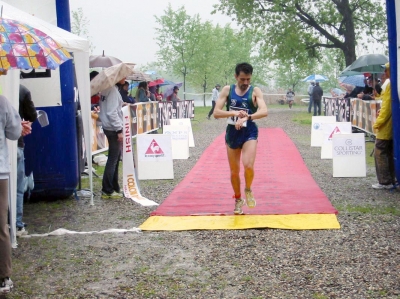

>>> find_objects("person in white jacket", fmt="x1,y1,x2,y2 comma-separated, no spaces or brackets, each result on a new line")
99,78,125,199
0,95,22,294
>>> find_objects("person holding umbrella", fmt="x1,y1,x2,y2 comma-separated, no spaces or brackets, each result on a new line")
98,77,126,199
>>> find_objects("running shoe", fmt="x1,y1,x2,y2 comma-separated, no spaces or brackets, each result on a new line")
234,198,245,215
245,188,256,208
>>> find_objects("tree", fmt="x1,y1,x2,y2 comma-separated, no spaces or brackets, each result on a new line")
213,0,387,66
155,5,203,99
71,8,95,54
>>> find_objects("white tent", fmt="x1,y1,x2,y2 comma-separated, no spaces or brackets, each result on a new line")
0,1,92,247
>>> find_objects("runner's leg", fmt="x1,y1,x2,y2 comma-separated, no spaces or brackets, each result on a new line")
241,140,257,189
226,145,242,197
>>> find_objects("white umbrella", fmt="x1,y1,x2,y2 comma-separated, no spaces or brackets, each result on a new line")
89,50,122,68
90,62,135,96
127,70,152,82
302,74,329,82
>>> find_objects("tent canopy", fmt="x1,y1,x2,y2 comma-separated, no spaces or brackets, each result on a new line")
0,1,92,247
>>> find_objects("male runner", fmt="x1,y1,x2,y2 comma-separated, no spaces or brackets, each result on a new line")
213,62,268,214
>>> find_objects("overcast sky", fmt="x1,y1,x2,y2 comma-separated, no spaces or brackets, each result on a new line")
69,0,236,68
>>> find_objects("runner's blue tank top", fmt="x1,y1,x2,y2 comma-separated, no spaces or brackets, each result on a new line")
227,84,257,114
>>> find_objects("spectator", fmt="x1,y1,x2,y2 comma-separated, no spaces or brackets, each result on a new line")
170,86,180,109
16,85,37,237
312,82,323,116
286,88,295,109
136,81,150,102
155,85,163,101
90,71,100,110
0,94,23,294
118,81,134,104
98,77,126,199
371,63,395,189
207,83,221,119
307,81,315,113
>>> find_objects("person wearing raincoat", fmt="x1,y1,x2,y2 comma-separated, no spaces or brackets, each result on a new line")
372,63,395,189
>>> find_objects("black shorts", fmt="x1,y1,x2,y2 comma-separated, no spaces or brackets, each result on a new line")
225,121,258,149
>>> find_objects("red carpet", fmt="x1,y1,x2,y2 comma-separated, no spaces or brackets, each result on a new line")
151,128,338,216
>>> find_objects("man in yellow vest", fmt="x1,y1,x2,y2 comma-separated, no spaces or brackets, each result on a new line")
372,63,395,189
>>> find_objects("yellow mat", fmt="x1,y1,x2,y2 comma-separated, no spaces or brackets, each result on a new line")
140,214,340,231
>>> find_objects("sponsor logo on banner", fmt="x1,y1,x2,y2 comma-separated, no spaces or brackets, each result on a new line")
122,106,158,206
328,126,341,140
145,140,165,157
313,123,321,130
333,138,364,156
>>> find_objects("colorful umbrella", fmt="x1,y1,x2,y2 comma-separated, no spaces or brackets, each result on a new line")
0,18,72,70
302,74,328,82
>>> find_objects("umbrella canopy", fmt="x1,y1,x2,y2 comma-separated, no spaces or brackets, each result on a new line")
164,82,183,98
126,70,152,82
345,54,388,74
89,50,122,68
159,80,178,87
338,75,366,87
302,74,328,82
148,78,164,87
0,17,72,70
90,62,135,96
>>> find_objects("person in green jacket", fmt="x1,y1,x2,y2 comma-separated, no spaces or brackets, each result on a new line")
372,63,395,189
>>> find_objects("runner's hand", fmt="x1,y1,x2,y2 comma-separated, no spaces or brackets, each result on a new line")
235,117,246,130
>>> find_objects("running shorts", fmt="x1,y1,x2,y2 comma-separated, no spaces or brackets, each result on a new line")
225,121,258,149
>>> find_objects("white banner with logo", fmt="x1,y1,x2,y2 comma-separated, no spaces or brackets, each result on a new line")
163,125,189,159
122,106,158,206
137,134,174,180
311,116,336,147
332,133,366,177
321,122,352,159
170,118,195,147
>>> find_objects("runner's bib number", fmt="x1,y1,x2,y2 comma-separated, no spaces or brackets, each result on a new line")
227,106,249,127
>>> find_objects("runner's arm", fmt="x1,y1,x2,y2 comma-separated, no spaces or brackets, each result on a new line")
245,87,268,120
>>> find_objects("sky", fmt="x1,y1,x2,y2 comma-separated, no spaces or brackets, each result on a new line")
69,0,236,68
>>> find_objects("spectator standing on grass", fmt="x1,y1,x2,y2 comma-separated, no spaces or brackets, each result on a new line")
207,83,221,119
0,94,25,294
371,63,395,189
312,82,323,116
16,85,37,237
307,81,315,113
286,88,295,109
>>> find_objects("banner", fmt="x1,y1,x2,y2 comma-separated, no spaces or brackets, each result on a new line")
324,97,351,122
332,133,366,177
158,100,195,126
350,99,381,135
122,106,158,206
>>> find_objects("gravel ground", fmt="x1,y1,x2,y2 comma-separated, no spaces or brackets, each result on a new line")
5,105,400,299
